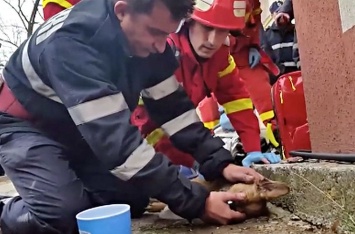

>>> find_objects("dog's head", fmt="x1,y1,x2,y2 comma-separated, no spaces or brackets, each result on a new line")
192,177,290,218
229,178,290,202
228,178,290,218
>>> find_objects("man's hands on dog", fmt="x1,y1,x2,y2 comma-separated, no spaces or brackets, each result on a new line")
202,191,246,225
222,164,264,184
201,164,263,224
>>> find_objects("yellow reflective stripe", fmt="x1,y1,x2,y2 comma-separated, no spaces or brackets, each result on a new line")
222,98,253,115
253,8,262,15
288,76,296,91
245,7,262,22
245,13,251,21
43,0,73,9
218,55,236,78
203,119,220,130
266,123,279,147
138,97,144,105
146,128,165,146
259,110,275,122
281,145,287,160
280,91,284,104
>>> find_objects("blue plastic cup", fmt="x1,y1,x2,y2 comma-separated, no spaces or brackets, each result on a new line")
76,204,131,234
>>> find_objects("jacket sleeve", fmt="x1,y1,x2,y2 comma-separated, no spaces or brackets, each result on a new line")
260,29,276,62
142,48,235,182
40,36,210,221
278,0,294,20
213,51,261,153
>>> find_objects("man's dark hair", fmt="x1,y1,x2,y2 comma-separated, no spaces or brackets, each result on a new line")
125,0,195,21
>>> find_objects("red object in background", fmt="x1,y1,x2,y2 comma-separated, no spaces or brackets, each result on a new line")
197,95,220,129
43,0,80,20
272,71,311,158
191,0,247,30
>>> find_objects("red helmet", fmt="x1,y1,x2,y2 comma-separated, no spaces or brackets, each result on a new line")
191,0,246,30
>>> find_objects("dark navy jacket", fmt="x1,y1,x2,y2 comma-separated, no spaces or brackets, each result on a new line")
277,0,300,68
1,0,234,220
261,22,298,73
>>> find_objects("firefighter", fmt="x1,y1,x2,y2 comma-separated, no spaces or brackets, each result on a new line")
42,0,80,20
229,0,280,148
275,0,300,69
275,0,293,26
0,0,264,233
261,1,298,85
131,0,281,170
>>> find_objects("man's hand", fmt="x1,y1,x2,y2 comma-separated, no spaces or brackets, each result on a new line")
201,191,247,225
275,13,290,26
222,164,264,184
248,48,261,69
242,151,281,168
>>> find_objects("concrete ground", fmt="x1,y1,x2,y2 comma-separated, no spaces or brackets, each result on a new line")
132,205,333,234
1,161,353,233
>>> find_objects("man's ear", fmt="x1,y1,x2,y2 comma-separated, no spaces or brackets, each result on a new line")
114,1,128,21
258,178,290,200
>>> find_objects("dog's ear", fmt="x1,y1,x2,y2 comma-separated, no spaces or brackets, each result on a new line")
258,178,290,200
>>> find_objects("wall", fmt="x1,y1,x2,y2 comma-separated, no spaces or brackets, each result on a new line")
260,0,273,23
293,0,355,153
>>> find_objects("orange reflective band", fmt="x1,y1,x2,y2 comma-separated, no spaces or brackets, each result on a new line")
43,0,73,9
259,110,275,122
266,123,279,147
218,55,236,78
146,128,165,146
203,119,220,130
222,98,253,115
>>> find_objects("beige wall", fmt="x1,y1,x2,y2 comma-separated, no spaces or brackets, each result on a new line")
294,0,355,153
261,0,274,23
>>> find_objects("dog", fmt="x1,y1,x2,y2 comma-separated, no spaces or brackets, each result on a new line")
146,177,290,220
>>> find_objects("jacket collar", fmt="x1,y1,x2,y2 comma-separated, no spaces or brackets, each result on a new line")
108,0,132,57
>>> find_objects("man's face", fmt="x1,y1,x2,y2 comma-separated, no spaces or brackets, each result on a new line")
189,21,230,59
115,1,181,57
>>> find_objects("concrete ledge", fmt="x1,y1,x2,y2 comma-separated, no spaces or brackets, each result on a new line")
254,162,355,233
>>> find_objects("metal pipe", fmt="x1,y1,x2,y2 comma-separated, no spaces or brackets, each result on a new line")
289,150,355,162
